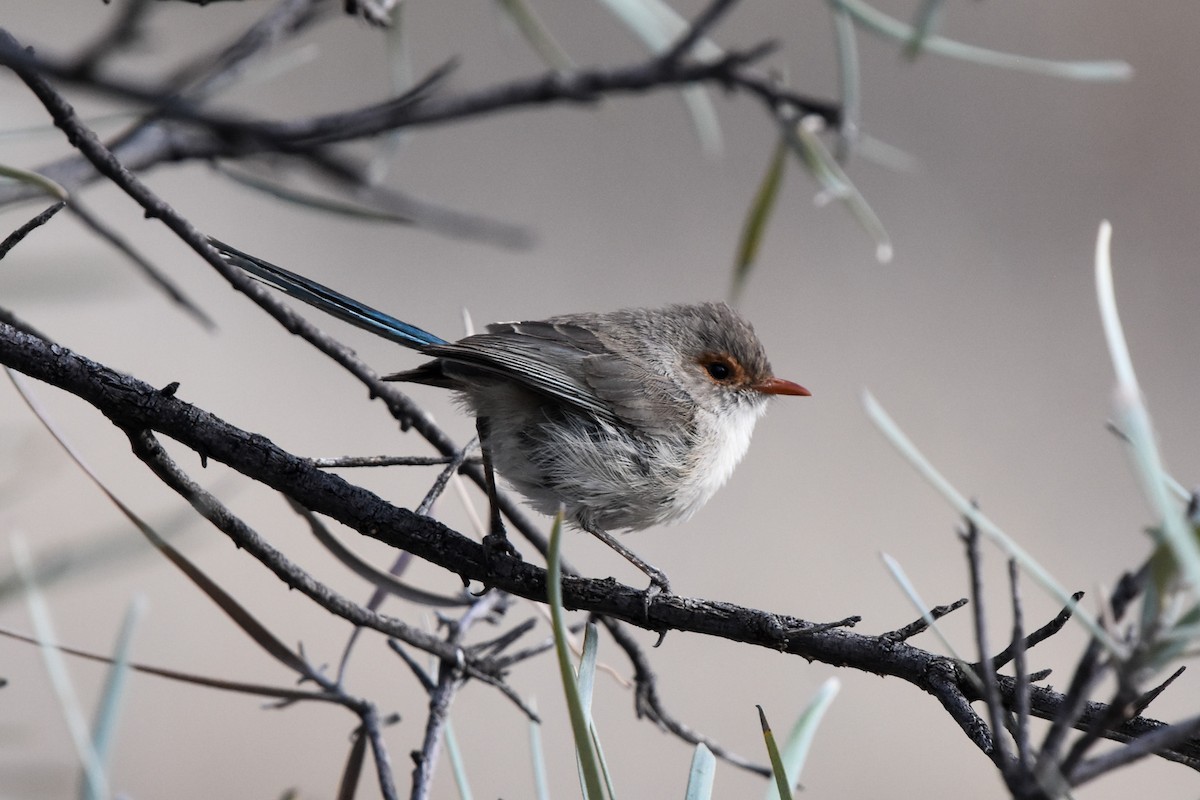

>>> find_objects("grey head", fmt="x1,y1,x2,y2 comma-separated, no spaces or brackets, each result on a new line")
386,301,808,434
555,302,808,415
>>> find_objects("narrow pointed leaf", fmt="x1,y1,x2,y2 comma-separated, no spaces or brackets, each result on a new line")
757,705,792,799
903,0,945,59
772,677,840,795
11,536,110,800
445,719,474,800
88,595,145,785
831,0,1131,81
497,0,575,70
0,163,69,200
548,513,607,800
783,116,892,263
684,743,716,800
528,699,551,800
732,135,789,301
1094,221,1200,600
879,553,972,667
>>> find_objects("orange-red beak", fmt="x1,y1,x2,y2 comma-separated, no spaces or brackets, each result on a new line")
754,377,811,396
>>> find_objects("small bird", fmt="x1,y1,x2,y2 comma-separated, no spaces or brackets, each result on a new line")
211,239,809,593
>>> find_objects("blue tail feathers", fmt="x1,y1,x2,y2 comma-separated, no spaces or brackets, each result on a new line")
209,238,447,349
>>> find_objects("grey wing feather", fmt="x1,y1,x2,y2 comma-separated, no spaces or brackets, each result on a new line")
422,321,622,423
581,353,692,435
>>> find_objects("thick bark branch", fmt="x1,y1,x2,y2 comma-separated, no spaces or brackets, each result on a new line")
2,319,1197,772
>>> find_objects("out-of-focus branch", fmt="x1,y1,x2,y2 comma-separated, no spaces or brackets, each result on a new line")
0,23,838,207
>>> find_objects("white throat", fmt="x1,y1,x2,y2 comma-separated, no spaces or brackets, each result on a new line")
676,399,767,521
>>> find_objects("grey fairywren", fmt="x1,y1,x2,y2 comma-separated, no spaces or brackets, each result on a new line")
211,239,809,593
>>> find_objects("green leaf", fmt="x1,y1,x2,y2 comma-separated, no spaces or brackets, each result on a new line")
10,536,110,800
575,623,618,797
367,1,413,185
0,163,69,200
548,513,608,800
731,135,789,302
497,0,575,70
87,595,145,799
830,0,1132,81
770,678,840,796
757,705,792,800
903,0,945,59
879,553,973,670
445,719,474,800
829,2,861,162
1095,222,1200,603
528,700,551,800
782,115,892,263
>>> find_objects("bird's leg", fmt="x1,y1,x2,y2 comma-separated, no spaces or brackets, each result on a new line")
476,417,519,561
582,524,671,600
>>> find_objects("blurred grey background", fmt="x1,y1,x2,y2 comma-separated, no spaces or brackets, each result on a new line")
2,1,1198,797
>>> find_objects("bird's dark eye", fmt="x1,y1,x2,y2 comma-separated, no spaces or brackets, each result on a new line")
705,361,732,381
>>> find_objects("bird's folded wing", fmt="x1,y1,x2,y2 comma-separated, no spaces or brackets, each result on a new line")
580,352,690,436
422,323,623,424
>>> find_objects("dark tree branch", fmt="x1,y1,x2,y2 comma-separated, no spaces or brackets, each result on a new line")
123,428,481,664
991,590,1085,671
1036,570,1143,777
408,590,506,800
1007,560,1033,775
1058,678,1139,782
1069,713,1200,785
67,0,153,78
661,0,740,64
926,658,993,756
1132,666,1187,718
0,201,64,260
962,521,1014,774
0,626,339,703
314,454,482,468
882,598,968,642
206,42,796,148
2,319,1195,771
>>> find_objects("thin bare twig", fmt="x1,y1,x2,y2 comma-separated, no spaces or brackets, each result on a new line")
1132,666,1187,718
963,520,1013,772
0,201,64,260
313,455,479,468
883,598,968,641
1070,714,1200,785
66,199,214,328
991,591,1085,670
661,0,738,63
1008,560,1033,774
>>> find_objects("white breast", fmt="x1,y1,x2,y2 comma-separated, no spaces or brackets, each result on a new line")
671,400,768,522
